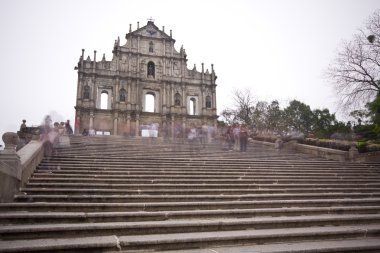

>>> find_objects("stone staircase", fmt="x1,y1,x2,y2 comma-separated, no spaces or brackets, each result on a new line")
1,135,380,252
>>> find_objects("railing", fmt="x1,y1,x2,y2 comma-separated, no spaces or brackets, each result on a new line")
0,133,45,202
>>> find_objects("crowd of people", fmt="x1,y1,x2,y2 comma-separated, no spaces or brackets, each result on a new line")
38,116,73,156
221,124,249,152
20,117,251,154
184,123,250,152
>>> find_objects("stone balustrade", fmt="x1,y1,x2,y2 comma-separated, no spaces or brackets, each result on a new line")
0,132,44,202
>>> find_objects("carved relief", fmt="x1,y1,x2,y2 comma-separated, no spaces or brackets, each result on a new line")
166,60,171,74
131,57,137,73
173,61,180,76
119,55,128,72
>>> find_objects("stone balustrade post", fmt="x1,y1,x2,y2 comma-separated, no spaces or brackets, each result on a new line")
275,137,283,149
0,132,22,202
349,143,359,161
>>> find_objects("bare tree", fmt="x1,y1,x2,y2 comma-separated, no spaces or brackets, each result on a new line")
327,10,380,112
232,88,256,126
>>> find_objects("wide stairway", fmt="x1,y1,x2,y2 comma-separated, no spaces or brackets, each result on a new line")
1,135,380,252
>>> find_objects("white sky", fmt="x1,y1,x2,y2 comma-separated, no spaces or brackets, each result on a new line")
0,0,379,147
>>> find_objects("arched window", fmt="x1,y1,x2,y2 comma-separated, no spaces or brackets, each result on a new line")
119,89,126,102
189,98,196,115
145,92,155,112
147,61,155,78
174,93,181,106
100,91,109,109
83,85,90,99
149,41,154,53
206,96,212,108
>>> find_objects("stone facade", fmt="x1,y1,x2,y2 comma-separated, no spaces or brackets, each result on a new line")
74,20,218,137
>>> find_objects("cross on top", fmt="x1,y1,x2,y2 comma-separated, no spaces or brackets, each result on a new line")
147,16,155,23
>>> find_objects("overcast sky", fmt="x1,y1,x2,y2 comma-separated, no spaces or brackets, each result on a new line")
0,0,379,147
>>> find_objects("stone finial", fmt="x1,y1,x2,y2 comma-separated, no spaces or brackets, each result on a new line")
137,22,140,29
129,24,132,32
162,26,165,32
2,132,20,154
170,30,172,37
275,137,283,149
349,143,359,161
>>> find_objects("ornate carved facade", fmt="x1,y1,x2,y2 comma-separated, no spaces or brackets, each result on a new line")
74,20,218,137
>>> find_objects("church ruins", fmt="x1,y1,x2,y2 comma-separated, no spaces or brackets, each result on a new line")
74,20,218,137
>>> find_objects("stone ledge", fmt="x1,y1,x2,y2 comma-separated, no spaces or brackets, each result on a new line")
146,238,380,253
0,235,119,252
119,224,380,250
252,139,380,163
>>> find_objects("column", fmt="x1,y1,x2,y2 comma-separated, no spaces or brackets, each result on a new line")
182,117,186,139
212,87,217,113
92,77,97,108
89,110,94,131
171,115,175,139
136,80,140,111
170,84,174,107
127,80,132,110
74,110,81,135
93,50,97,73
181,84,186,114
162,83,166,113
113,112,118,135
115,78,120,109
135,113,140,137
200,87,205,115
126,113,131,136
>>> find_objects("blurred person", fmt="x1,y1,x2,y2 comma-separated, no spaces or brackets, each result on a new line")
58,122,65,135
225,126,234,151
233,124,240,151
65,120,73,135
39,115,56,157
239,124,248,152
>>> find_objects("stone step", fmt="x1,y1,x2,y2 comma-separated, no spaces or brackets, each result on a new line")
32,168,378,176
36,163,377,173
23,182,380,190
35,167,377,177
1,206,380,225
38,157,369,167
0,235,119,252
30,173,380,180
2,214,380,240
110,225,380,251
13,193,380,203
1,199,380,212
1,135,379,252
19,186,380,195
0,226,374,253
37,156,375,164
131,238,380,253
29,175,380,185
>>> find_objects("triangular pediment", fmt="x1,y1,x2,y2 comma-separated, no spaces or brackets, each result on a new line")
127,21,172,40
